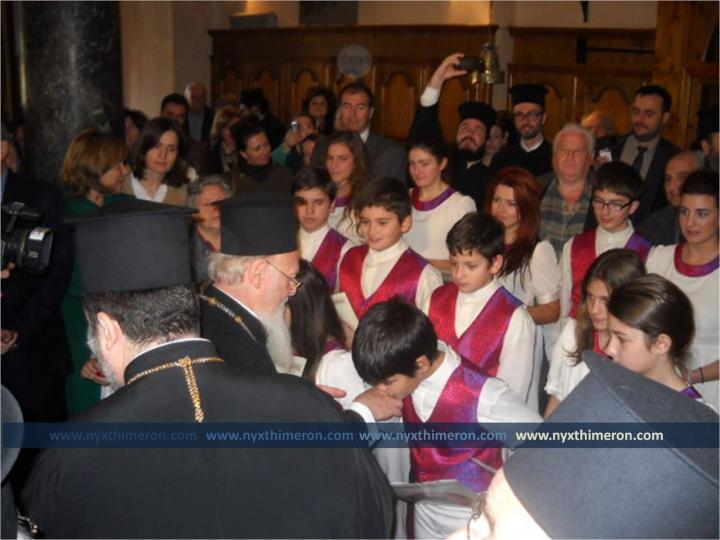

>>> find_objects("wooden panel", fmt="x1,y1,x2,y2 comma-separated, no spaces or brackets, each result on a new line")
220,68,241,100
209,26,497,140
291,67,320,116
379,69,416,140
592,86,632,135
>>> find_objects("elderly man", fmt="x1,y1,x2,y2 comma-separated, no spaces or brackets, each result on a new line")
200,192,301,375
410,52,497,208
492,83,554,177
464,353,718,539
338,81,407,183
538,123,597,258
612,84,680,223
184,81,213,143
188,176,233,283
21,199,394,538
637,151,702,245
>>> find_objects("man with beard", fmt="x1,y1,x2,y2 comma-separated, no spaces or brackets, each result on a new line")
21,199,395,538
491,83,554,178
410,53,497,208
611,85,680,224
200,191,301,375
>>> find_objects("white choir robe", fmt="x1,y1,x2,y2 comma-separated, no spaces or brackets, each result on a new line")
559,224,636,322
329,205,364,245
647,244,720,409
341,239,444,311
298,224,354,291
350,343,541,539
403,190,476,261
496,240,560,412
545,318,590,403
423,280,537,405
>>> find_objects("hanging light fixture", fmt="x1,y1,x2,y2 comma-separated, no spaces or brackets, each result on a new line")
478,42,504,85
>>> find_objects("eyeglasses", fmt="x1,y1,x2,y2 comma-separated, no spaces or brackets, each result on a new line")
513,111,543,122
264,259,302,290
591,198,633,212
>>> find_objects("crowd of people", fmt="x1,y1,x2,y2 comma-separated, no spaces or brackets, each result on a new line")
1,51,718,538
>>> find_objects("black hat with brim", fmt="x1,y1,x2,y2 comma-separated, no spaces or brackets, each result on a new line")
66,199,194,293
216,192,298,256
504,352,719,539
458,101,497,132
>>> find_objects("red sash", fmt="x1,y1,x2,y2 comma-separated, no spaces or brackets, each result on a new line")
402,356,502,492
338,245,428,319
569,229,651,318
311,228,348,291
428,284,522,375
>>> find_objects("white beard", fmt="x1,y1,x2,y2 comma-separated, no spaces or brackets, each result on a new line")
258,307,295,374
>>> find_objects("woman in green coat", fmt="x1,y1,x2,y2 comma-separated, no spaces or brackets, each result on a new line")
60,129,134,414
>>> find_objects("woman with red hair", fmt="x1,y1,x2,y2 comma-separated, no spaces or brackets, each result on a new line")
488,166,560,411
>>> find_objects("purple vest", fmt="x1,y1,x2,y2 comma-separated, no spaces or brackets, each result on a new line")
311,228,348,291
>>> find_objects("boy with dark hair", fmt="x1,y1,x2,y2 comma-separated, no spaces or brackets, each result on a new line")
293,168,353,290
336,177,442,323
560,161,651,320
352,298,540,539
425,212,536,403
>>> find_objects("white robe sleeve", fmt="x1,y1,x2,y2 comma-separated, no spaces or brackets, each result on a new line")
529,241,560,305
477,378,543,423
415,265,444,311
495,306,536,403
559,237,574,321
545,319,589,400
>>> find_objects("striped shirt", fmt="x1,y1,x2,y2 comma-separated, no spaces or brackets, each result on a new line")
540,178,593,258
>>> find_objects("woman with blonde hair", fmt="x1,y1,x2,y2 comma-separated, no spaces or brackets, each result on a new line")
60,129,133,414
206,105,244,174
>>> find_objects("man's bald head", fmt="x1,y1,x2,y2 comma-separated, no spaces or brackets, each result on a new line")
665,151,702,207
185,81,207,114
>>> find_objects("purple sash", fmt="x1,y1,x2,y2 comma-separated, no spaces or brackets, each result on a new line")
681,385,703,401
402,357,502,492
411,187,456,211
338,245,428,319
311,228,348,290
674,243,720,277
428,283,522,375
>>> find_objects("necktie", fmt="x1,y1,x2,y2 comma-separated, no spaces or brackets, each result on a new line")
632,146,648,174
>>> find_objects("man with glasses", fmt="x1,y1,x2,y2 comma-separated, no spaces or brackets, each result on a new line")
200,192,303,374
539,123,598,259
410,52,498,207
492,83,554,177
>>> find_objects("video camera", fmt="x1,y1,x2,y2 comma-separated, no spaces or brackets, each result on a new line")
1,202,54,274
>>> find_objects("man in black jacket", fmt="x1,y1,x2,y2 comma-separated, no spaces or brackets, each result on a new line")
409,52,497,208
611,84,680,224
22,199,394,539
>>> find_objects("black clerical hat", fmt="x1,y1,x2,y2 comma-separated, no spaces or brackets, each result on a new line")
697,105,719,140
509,83,548,108
216,192,297,256
504,352,719,539
458,101,497,132
67,199,194,293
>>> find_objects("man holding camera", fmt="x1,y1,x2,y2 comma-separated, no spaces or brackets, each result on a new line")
409,52,497,208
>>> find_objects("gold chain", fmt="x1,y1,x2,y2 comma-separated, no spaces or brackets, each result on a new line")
200,294,258,343
126,356,223,423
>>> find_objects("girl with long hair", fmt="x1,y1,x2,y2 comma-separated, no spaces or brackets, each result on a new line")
403,132,476,273
324,130,371,243
488,166,560,412
544,249,646,417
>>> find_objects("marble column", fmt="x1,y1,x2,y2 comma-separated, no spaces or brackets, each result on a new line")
17,1,122,183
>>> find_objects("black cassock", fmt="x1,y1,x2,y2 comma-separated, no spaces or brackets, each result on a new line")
491,140,554,179
200,284,277,375
22,339,394,539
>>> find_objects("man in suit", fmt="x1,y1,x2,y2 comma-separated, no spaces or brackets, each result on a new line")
611,84,680,224
338,81,407,183
200,191,301,375
184,81,213,144
409,52,497,208
21,199,394,539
